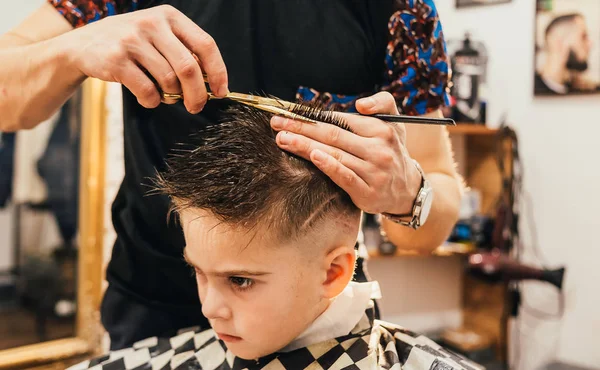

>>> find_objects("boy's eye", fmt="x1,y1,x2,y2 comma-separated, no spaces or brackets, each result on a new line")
229,276,254,291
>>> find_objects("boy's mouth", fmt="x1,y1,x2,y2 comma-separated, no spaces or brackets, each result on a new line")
217,332,242,343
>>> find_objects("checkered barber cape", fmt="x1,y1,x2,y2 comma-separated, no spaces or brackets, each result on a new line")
68,308,484,370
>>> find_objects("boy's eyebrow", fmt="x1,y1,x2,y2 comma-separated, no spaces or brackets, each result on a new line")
183,247,271,277
213,270,272,277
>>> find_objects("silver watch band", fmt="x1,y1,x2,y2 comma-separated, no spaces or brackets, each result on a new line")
382,159,427,230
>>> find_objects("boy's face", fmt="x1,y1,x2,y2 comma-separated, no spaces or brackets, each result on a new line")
180,209,359,360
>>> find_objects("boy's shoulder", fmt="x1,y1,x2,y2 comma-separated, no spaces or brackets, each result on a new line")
68,320,483,370
372,320,486,370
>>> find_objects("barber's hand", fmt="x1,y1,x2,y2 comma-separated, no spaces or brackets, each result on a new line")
62,5,228,114
270,92,422,215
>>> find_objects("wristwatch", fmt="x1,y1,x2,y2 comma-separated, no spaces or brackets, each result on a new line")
382,159,434,230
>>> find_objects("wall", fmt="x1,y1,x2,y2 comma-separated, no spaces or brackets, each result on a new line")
368,255,464,334
436,1,600,369
0,1,45,32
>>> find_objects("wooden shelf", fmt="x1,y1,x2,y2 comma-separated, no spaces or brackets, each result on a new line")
367,241,475,259
448,124,498,136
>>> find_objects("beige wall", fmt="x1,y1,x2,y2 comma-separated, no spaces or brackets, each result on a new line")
0,0,44,33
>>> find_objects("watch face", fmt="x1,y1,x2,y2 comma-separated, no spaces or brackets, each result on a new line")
419,189,434,225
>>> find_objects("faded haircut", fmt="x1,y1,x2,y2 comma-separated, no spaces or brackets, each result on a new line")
153,104,359,241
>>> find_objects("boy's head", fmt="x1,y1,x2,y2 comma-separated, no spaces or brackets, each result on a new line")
154,105,361,359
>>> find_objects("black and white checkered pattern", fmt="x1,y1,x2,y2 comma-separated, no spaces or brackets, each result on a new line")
67,307,483,370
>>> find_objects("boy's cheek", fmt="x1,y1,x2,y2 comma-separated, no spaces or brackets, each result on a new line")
239,288,294,328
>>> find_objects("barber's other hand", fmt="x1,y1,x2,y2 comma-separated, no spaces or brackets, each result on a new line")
270,92,422,215
62,5,228,113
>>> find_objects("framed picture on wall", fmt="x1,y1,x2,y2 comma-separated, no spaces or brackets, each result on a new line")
455,0,511,9
535,0,600,95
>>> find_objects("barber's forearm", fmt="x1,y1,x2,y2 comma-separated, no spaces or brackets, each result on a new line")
0,37,85,132
381,171,462,252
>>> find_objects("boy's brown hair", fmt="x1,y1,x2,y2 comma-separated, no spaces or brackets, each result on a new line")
153,105,359,241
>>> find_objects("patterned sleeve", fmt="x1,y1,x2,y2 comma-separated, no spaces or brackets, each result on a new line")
296,0,450,116
48,0,142,28
382,0,451,116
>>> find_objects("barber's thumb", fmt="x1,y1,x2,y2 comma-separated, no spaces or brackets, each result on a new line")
356,92,399,115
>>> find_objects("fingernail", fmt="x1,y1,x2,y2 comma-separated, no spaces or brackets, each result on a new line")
312,149,327,163
278,132,292,145
361,97,377,109
271,116,286,129
189,104,204,115
218,85,230,96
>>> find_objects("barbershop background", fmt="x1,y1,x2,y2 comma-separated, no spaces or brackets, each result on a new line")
1,1,599,370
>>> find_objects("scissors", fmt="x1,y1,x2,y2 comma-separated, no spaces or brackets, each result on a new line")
159,75,455,126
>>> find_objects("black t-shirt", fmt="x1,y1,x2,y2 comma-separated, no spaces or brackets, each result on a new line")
50,0,450,315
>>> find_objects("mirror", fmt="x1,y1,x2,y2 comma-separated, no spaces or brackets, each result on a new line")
0,91,81,351
0,79,107,369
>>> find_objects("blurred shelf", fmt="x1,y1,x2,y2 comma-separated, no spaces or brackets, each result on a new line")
367,241,475,259
448,124,498,136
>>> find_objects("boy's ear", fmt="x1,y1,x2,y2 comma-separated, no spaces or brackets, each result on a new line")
322,245,356,299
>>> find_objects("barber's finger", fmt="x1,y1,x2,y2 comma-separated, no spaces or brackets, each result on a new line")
354,92,407,141
134,45,182,105
153,31,207,113
275,131,374,180
271,116,373,157
355,91,400,115
168,11,228,97
118,61,162,109
309,149,371,200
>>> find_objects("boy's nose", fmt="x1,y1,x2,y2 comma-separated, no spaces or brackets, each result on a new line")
201,286,232,320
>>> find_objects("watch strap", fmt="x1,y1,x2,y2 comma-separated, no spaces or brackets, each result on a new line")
382,159,426,230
